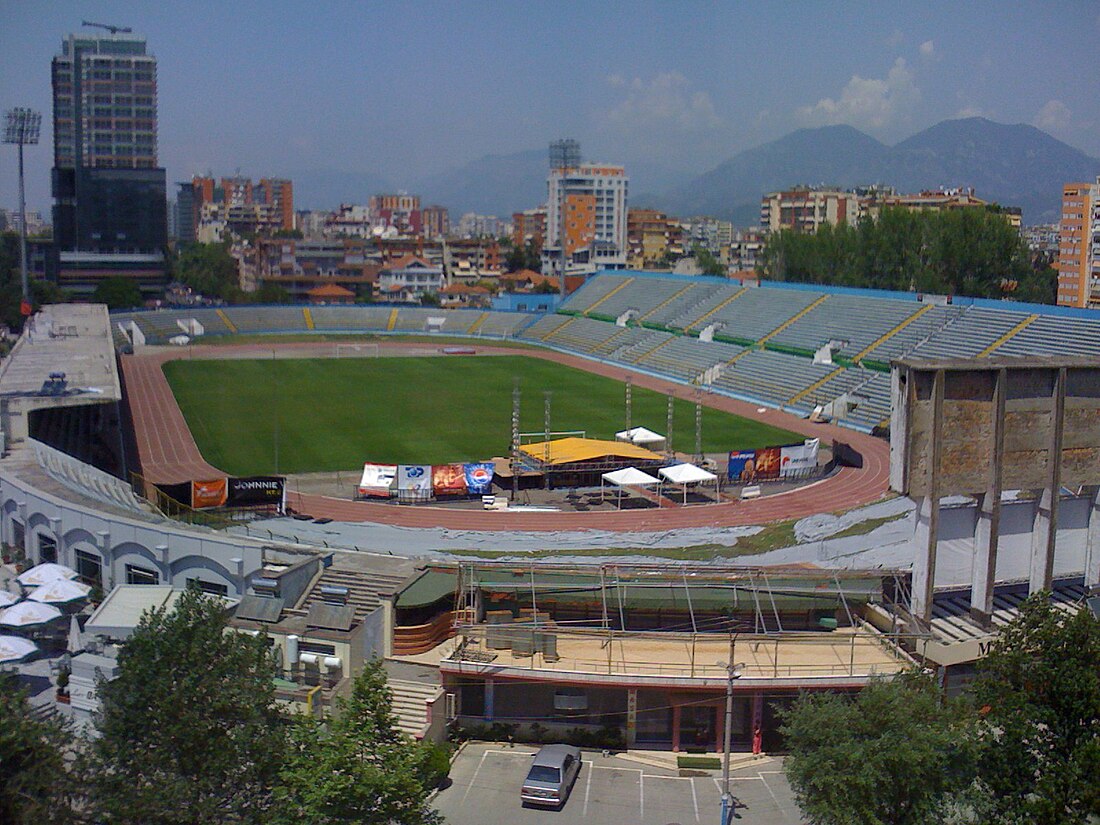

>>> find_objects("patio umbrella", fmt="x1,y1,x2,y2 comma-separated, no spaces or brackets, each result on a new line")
67,614,84,654
0,634,38,664
28,578,91,605
0,601,63,629
0,591,18,608
16,563,78,587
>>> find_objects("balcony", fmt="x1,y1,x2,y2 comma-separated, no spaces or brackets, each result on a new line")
403,623,914,689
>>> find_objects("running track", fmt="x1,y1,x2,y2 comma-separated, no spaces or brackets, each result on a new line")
120,341,891,532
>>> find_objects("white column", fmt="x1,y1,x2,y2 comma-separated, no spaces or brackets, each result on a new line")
911,495,938,622
971,493,1000,622
1083,486,1100,591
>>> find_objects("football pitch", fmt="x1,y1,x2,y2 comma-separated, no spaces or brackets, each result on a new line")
162,355,802,475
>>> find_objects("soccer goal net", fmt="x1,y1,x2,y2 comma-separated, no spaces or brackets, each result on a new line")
333,343,380,359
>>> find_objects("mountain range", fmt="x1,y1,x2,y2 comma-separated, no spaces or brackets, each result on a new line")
297,118,1100,226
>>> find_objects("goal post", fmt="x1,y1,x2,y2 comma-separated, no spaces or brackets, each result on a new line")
333,342,380,359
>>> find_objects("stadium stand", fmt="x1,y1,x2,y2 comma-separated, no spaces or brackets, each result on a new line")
636,336,745,382
596,277,687,322
690,286,823,340
856,304,966,363
994,314,1100,358
310,306,395,331
224,306,311,334
908,307,1031,359
558,273,631,315
769,294,922,356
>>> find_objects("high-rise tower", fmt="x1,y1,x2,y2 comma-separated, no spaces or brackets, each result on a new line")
51,27,167,295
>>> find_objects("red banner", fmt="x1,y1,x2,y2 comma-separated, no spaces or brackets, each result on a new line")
191,478,228,509
432,464,468,496
753,447,782,480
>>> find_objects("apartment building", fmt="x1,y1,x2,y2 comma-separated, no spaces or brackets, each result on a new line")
512,206,547,251
626,209,683,269
760,187,859,234
1056,178,1100,308
178,174,295,243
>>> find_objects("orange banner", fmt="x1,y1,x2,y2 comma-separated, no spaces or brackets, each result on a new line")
432,464,467,496
191,478,228,509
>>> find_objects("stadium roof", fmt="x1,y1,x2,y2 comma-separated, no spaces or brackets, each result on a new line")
518,437,664,466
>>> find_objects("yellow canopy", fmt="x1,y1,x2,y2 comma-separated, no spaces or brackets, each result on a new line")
518,437,664,466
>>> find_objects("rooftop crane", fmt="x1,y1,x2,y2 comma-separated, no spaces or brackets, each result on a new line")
81,21,133,35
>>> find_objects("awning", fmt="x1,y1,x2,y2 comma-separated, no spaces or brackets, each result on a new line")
659,463,717,485
615,427,666,448
602,467,661,487
519,437,664,466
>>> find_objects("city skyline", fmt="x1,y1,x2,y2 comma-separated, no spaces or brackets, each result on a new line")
2,1,1099,214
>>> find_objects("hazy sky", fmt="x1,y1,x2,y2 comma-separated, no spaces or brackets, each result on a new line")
2,1,1099,212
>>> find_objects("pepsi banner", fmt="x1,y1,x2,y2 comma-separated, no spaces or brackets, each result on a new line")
463,462,495,495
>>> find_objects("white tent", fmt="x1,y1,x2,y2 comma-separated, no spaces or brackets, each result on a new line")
0,591,18,608
0,634,38,664
16,563,78,587
659,463,720,505
0,600,63,629
600,467,661,510
28,579,92,605
615,427,667,451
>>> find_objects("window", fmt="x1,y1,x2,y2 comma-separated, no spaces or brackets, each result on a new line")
187,578,228,596
298,641,336,656
38,533,58,564
125,564,158,585
75,548,102,587
11,520,24,554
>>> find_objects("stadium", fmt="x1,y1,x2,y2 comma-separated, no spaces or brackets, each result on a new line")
3,270,1098,750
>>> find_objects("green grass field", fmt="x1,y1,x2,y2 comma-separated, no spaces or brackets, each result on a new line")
162,355,802,475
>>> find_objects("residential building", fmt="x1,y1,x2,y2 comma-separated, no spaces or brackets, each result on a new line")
254,238,380,301
421,205,450,241
1056,178,1100,308
256,178,294,232
51,29,167,295
512,206,547,251
377,254,445,303
456,212,505,239
370,194,422,236
728,228,765,272
179,174,295,243
626,209,682,269
0,209,49,237
683,216,732,257
760,187,859,234
542,141,629,276
443,238,501,283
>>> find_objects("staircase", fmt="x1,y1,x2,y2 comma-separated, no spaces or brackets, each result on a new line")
388,678,444,739
299,567,408,623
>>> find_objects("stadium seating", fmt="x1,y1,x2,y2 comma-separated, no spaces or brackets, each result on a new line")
994,314,1100,358
642,282,724,327
636,336,745,382
595,277,689,321
857,304,967,363
224,306,310,334
310,305,393,331
909,307,1030,359
690,286,822,341
713,349,837,407
558,273,631,314
769,294,922,356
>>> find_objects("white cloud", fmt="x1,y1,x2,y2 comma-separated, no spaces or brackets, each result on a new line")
886,28,903,47
604,72,721,133
1034,99,1072,133
955,106,990,119
797,58,920,131
919,40,936,59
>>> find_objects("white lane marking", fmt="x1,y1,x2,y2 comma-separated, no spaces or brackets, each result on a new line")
639,772,644,821
583,764,592,818
461,749,491,805
691,777,700,821
759,770,783,809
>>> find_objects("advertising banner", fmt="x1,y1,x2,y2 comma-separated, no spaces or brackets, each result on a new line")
227,476,285,507
753,446,782,480
727,450,756,483
463,462,495,495
191,478,228,509
780,438,820,478
432,464,468,496
397,465,432,500
358,463,397,497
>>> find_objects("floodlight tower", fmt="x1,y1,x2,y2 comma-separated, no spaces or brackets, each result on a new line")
3,108,42,309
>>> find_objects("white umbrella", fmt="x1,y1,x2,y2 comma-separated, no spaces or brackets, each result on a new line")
0,634,38,664
67,615,84,654
0,591,18,608
16,563,78,587
28,578,91,605
0,601,63,629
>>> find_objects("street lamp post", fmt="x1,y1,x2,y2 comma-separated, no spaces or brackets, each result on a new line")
3,108,42,311
719,633,742,825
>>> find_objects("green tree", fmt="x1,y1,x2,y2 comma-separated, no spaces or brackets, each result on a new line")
92,276,143,310
91,585,286,823
969,593,1100,825
251,282,292,304
0,674,86,824
419,291,441,306
272,660,443,825
781,671,975,825
175,242,242,302
692,244,726,277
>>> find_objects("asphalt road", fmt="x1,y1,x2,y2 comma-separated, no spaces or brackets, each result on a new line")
434,741,805,825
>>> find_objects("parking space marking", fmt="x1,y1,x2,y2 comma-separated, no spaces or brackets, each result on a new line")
461,749,491,805
639,772,644,820
583,764,592,819
759,771,783,809
691,776,700,821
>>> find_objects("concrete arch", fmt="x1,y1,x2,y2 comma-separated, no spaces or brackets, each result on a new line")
110,541,166,585
168,554,237,591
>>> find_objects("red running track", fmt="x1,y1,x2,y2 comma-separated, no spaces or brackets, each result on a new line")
120,341,891,532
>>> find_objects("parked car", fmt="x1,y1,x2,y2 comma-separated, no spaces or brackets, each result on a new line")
520,744,583,807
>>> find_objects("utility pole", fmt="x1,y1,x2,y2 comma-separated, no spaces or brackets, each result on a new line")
543,391,552,490
666,394,674,456
720,633,742,825
625,376,632,430
695,390,704,464
511,377,521,498
3,108,42,311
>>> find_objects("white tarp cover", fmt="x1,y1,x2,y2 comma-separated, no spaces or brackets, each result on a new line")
358,463,397,497
601,467,661,487
659,463,718,484
780,438,820,477
615,427,666,447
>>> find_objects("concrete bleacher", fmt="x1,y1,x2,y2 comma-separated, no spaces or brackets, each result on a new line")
858,304,966,363
994,314,1100,358
690,286,822,341
520,314,574,341
473,311,537,337
604,328,672,364
596,277,688,322
770,294,921,356
309,306,394,331
909,307,1030,359
224,306,310,334
714,349,837,407
636,335,745,382
558,273,631,315
543,316,625,353
839,373,892,429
